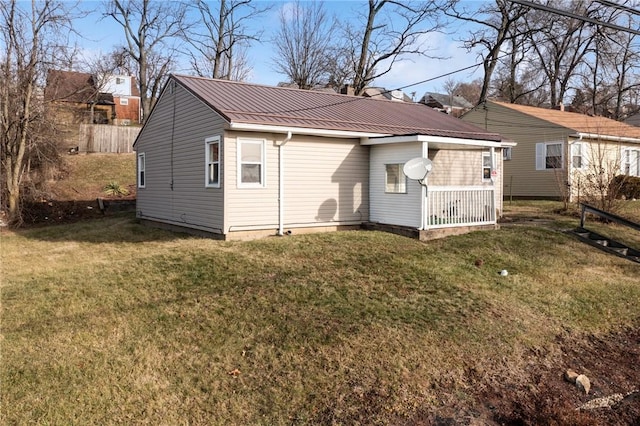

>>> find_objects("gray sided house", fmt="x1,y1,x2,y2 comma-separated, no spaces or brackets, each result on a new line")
463,101,640,201
134,75,512,240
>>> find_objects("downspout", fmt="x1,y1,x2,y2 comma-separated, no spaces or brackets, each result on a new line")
421,142,429,230
278,131,292,236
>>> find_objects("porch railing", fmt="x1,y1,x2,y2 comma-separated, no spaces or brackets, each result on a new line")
427,186,496,229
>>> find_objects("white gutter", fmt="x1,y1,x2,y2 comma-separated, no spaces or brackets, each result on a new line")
229,122,386,139
277,131,292,236
361,134,503,148
571,132,640,144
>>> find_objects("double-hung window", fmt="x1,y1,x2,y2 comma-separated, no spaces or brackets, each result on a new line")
205,136,221,187
137,153,145,188
385,164,407,193
571,143,585,169
623,148,640,176
536,141,563,170
482,152,492,181
238,138,265,187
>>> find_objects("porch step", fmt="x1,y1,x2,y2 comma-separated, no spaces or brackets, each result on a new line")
570,227,640,264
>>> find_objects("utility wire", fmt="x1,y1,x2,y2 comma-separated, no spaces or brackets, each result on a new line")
594,0,640,17
509,0,640,35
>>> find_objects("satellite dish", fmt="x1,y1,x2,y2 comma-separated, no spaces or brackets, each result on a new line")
403,157,433,182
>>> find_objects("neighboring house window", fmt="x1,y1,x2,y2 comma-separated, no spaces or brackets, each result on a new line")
120,98,129,105
385,164,407,193
205,136,220,187
623,148,640,176
482,152,492,181
572,143,584,169
536,142,563,170
137,153,145,188
116,77,124,84
503,147,512,161
238,138,265,187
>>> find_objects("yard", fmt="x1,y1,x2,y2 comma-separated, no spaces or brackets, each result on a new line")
2,201,639,424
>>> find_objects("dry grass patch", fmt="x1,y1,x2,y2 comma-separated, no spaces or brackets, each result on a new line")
2,215,639,424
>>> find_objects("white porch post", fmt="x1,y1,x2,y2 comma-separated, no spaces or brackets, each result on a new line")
421,141,429,230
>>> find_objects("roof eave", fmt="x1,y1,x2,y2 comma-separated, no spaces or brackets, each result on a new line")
228,122,388,139
571,132,640,144
361,134,504,148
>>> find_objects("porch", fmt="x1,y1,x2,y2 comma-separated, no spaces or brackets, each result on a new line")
364,185,498,241
426,186,496,229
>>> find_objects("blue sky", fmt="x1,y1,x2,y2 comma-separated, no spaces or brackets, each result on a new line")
74,0,485,99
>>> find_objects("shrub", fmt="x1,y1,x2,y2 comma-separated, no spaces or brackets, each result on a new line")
103,181,130,197
611,175,640,200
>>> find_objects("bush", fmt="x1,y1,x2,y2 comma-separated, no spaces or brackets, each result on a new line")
611,175,640,200
103,181,130,197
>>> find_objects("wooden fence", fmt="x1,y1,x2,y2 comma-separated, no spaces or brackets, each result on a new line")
78,124,140,153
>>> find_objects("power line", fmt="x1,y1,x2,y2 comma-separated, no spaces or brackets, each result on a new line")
594,0,640,17
509,0,640,35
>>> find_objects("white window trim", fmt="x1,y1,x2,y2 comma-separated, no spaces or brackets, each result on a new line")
119,98,129,105
536,141,564,170
571,142,585,169
137,152,146,188
205,136,221,188
622,147,640,177
384,163,407,194
482,152,493,182
237,138,266,188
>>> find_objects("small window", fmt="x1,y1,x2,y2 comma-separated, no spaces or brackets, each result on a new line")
238,139,265,187
623,148,640,176
536,142,564,170
137,153,145,188
572,143,584,169
385,164,407,193
503,147,512,161
546,143,562,169
482,152,492,181
119,98,129,105
205,136,220,187
115,77,124,84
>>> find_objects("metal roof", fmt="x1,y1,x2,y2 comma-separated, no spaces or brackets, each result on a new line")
172,74,503,142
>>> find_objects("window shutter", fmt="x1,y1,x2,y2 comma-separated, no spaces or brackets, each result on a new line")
535,143,545,170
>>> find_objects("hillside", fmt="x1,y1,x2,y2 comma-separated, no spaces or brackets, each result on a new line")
22,153,136,225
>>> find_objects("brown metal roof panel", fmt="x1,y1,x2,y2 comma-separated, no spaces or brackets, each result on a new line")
174,75,502,141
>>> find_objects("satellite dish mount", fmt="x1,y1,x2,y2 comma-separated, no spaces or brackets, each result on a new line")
403,157,433,187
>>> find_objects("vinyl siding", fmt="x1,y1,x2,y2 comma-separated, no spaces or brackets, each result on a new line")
135,82,226,234
225,133,369,232
370,143,423,227
463,103,570,199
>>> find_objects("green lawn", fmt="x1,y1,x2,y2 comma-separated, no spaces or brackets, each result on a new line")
1,211,639,424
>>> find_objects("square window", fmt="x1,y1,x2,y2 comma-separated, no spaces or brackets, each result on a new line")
385,164,407,193
238,139,265,187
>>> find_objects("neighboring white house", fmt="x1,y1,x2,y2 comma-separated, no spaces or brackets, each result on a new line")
462,101,640,201
133,75,512,240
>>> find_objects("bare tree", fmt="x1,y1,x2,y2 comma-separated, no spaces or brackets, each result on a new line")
272,0,337,89
105,0,187,123
185,0,269,81
346,0,446,96
1,0,78,225
524,0,596,108
444,0,530,105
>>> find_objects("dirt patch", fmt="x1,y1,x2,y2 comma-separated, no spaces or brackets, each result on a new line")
478,325,640,425
18,198,136,227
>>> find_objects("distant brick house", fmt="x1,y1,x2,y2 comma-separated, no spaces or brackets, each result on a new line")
102,75,142,125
